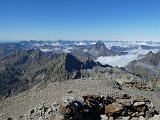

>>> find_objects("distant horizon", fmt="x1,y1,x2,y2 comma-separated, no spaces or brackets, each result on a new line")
0,0,160,41
0,39,160,43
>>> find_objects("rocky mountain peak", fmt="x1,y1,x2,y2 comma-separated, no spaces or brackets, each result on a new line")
143,51,160,66
95,40,107,50
147,51,154,54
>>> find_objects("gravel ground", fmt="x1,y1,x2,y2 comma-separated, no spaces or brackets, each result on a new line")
0,79,160,120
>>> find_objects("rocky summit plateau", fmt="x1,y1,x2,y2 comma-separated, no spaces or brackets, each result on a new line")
0,40,160,120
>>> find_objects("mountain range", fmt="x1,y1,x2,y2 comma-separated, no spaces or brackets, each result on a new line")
0,47,145,99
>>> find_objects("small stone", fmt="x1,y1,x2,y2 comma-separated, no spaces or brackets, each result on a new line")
55,113,66,120
138,116,145,120
7,117,13,120
145,111,154,119
48,113,57,120
105,96,115,104
116,94,131,99
134,96,145,102
129,117,139,120
51,102,58,107
101,115,108,120
44,107,53,119
108,116,113,120
58,102,72,115
36,109,42,117
37,104,44,110
37,116,43,120
0,113,4,117
131,112,139,117
122,116,130,120
62,96,75,103
148,115,160,120
30,109,34,114
133,102,145,107
47,107,52,114
51,106,57,112
134,106,146,112
116,99,133,106
105,102,123,116
121,108,129,116
138,112,145,116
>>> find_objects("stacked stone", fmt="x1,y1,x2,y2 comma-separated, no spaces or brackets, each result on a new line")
17,94,159,120
103,94,158,120
53,95,159,120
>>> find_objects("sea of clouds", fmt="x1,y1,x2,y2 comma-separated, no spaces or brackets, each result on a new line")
96,45,159,67
35,40,160,67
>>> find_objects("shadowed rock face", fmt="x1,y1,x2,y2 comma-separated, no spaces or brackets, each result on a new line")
65,53,82,72
82,58,97,69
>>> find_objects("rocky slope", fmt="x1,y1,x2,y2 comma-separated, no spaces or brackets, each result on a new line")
0,79,160,120
16,94,159,120
126,51,160,89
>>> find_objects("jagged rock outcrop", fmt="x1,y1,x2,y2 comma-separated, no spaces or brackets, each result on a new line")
16,94,159,120
82,57,97,69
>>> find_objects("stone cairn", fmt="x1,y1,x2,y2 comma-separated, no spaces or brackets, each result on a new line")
17,94,159,120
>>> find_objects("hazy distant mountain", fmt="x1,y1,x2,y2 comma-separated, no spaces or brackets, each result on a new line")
140,45,160,50
70,40,128,60
0,40,128,61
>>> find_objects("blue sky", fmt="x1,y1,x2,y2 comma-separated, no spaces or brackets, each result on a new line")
0,0,160,41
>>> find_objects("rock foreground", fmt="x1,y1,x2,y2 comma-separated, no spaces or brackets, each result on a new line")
0,79,160,120
9,94,159,120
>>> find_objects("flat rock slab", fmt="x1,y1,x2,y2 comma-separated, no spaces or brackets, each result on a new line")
105,102,123,116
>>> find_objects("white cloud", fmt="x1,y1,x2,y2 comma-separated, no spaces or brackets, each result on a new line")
82,49,88,53
51,42,60,46
96,54,138,67
63,47,73,53
54,47,61,51
40,48,53,52
96,46,159,67
76,42,87,45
